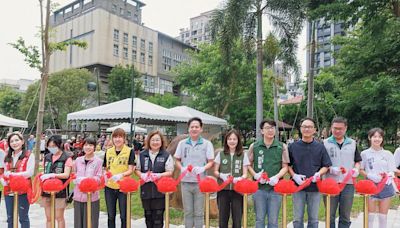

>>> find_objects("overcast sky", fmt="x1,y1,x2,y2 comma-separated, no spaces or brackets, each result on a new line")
0,0,306,80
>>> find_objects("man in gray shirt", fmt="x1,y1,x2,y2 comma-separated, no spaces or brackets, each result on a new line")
323,117,361,228
174,117,214,228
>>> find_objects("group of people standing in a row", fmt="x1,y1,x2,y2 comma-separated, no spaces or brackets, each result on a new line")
0,116,399,228
174,116,400,228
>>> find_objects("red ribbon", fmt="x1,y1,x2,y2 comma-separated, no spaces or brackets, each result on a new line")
353,173,389,195
41,173,76,193
316,169,353,195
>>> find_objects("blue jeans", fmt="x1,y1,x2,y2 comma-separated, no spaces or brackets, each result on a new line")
327,184,354,228
252,189,282,228
5,194,30,228
293,191,321,228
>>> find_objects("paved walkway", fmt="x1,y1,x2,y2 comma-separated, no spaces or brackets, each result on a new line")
0,199,398,227
287,206,400,227
0,200,185,227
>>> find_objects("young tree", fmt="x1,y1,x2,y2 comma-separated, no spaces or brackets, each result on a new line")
9,0,87,172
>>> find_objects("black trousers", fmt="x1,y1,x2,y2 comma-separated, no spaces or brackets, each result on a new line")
105,187,127,228
141,198,165,228
217,190,243,228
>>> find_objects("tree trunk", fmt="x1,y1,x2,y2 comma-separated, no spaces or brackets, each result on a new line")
393,1,400,17
307,20,316,118
34,0,51,174
256,2,264,139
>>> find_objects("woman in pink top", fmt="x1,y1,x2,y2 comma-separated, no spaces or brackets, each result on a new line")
73,138,103,228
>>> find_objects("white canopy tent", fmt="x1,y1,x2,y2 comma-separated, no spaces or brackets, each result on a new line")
67,98,188,125
169,106,228,126
106,123,147,133
169,106,228,138
0,114,28,128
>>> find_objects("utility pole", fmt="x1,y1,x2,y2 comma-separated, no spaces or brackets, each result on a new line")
130,65,136,146
272,64,279,140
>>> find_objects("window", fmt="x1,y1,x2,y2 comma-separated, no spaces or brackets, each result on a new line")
111,4,117,12
143,75,155,88
133,14,139,22
132,36,137,49
123,47,128,59
140,39,145,51
160,79,173,92
123,33,128,44
132,50,137,61
73,3,80,11
113,44,119,56
148,55,153,65
140,52,145,63
148,42,153,54
162,49,172,71
113,29,119,41
64,7,72,14
127,11,132,18
83,0,92,5
120,8,124,15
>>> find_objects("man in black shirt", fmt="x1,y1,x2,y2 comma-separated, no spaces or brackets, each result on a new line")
289,117,332,228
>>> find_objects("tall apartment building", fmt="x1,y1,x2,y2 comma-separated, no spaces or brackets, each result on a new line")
306,19,345,75
49,0,194,100
177,10,215,47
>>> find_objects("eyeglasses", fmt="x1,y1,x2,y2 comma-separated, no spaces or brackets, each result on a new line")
300,125,315,130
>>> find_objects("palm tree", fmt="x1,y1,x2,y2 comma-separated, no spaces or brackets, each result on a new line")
211,0,307,138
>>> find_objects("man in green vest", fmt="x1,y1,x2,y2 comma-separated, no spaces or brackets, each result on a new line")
248,119,290,228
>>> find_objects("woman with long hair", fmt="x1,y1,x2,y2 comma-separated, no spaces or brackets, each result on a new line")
73,137,103,228
1,132,35,228
213,129,249,228
360,128,396,228
135,130,174,228
40,135,73,228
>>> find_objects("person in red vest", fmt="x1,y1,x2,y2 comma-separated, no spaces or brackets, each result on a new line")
1,132,35,228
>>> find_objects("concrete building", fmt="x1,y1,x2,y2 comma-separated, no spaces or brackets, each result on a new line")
306,19,345,75
0,79,35,92
177,10,215,47
49,0,194,99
